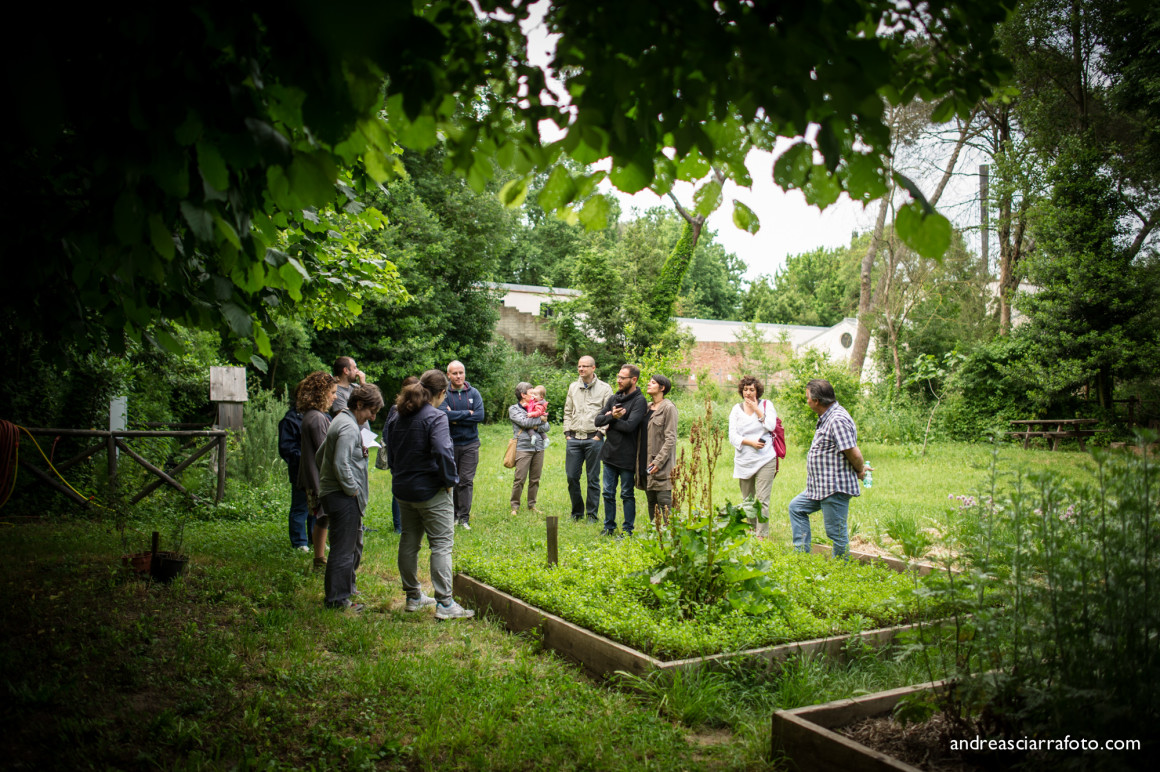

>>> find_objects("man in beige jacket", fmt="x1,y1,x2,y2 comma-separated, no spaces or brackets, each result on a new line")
563,356,613,523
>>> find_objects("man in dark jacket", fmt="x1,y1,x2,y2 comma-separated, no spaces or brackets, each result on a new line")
277,392,311,551
594,364,648,536
439,360,485,529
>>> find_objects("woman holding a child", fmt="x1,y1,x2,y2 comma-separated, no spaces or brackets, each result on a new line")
508,382,550,515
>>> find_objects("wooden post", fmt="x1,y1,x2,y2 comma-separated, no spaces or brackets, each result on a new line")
546,516,558,566
106,433,117,486
151,530,160,560
216,434,228,503
108,396,126,490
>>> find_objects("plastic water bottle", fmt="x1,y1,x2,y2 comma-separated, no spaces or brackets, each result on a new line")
863,468,873,489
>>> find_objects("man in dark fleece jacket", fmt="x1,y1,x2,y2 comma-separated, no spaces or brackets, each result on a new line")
439,360,485,528
594,364,648,536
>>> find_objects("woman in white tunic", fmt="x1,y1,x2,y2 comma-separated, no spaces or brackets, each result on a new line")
728,375,779,538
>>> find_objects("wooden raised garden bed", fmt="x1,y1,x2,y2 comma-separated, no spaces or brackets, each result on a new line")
453,547,940,679
771,680,948,772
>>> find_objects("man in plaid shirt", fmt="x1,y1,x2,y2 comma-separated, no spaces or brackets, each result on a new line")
788,379,870,558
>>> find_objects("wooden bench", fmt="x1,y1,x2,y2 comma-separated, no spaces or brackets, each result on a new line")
1008,419,1108,451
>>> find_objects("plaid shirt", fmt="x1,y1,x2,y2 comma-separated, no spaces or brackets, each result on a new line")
805,403,861,499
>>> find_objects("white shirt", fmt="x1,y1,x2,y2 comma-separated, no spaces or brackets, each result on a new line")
729,400,778,479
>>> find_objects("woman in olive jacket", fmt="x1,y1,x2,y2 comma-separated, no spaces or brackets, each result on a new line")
636,374,678,524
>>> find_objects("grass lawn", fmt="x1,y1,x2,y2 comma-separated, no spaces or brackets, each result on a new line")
0,424,1101,769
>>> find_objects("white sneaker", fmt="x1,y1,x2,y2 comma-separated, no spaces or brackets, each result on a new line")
405,592,437,612
435,601,475,621
458,521,472,531
295,546,310,552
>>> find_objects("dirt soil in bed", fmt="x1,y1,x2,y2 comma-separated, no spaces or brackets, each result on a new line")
840,713,987,772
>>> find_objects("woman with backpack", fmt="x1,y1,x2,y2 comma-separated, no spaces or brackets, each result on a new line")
728,375,780,539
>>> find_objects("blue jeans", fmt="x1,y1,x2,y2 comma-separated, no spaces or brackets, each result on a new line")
566,438,603,521
288,485,314,548
602,463,636,534
788,491,852,557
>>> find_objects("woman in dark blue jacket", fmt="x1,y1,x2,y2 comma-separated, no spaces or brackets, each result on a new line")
386,369,474,621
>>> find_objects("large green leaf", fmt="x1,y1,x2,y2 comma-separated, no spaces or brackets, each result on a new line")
803,166,841,208
179,201,213,243
693,179,723,217
774,142,813,190
609,158,653,193
288,151,336,208
498,176,530,209
731,200,761,234
221,302,253,337
895,203,952,259
197,140,229,192
844,154,888,203
578,194,611,230
538,166,576,211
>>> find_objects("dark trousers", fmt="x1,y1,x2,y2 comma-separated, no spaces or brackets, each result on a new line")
322,492,363,607
391,498,402,533
288,485,314,548
602,463,637,534
453,441,479,523
645,489,672,525
566,438,603,521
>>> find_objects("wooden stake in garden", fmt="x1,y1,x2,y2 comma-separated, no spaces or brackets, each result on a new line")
546,516,558,567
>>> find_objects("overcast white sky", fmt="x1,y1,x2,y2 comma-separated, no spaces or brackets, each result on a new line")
519,2,987,282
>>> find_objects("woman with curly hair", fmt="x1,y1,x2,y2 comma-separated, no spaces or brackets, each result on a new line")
296,371,338,569
728,375,779,538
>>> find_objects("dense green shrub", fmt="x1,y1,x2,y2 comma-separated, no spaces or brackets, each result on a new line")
935,337,1028,441
768,348,863,451
232,388,289,489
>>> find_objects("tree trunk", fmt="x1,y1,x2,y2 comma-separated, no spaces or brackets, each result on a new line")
848,192,891,378
1097,366,1113,410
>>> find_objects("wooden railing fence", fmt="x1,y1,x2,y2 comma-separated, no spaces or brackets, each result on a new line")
18,428,228,507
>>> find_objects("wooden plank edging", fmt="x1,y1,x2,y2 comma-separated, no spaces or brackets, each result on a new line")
771,680,948,772
453,573,929,678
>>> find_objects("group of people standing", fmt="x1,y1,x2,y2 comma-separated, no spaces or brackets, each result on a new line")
279,357,475,617
278,354,871,614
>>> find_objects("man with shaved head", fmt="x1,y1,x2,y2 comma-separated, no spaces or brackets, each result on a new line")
563,356,613,523
439,360,484,529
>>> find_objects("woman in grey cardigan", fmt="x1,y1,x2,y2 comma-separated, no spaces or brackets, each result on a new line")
509,381,550,516
316,383,384,612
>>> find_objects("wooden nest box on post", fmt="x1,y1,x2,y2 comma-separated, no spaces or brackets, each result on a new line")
210,366,247,432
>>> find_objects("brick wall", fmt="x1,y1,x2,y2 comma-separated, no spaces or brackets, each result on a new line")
682,341,794,385
495,305,557,355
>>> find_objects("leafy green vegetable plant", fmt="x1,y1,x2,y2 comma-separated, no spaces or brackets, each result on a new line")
633,399,784,616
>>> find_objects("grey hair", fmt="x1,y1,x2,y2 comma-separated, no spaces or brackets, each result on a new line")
514,381,533,401
806,378,837,405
